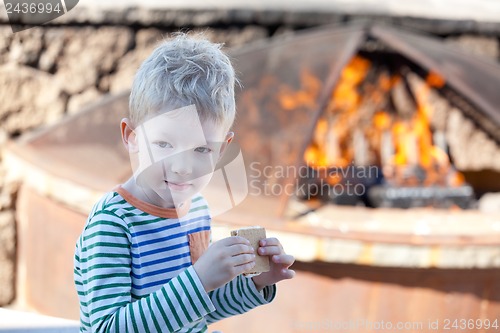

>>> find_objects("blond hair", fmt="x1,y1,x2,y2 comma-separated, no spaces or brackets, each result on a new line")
129,32,237,131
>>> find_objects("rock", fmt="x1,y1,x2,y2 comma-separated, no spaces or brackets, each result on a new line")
67,88,103,115
109,46,155,93
0,210,15,306
97,27,135,73
56,27,134,94
0,63,65,135
199,26,268,48
8,27,44,66
135,28,164,49
107,28,166,93
0,165,20,211
39,28,66,72
0,26,13,64
108,26,268,93
0,182,18,212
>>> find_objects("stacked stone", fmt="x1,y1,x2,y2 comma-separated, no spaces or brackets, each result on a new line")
0,157,17,305
0,6,499,307
0,23,267,306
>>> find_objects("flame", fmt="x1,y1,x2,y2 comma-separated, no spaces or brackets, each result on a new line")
303,54,464,188
304,56,371,170
426,71,445,88
392,121,413,166
332,56,370,112
373,111,391,130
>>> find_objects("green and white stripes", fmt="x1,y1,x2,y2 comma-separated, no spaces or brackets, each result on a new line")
74,191,275,333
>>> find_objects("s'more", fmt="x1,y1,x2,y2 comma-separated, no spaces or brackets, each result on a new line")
231,226,270,276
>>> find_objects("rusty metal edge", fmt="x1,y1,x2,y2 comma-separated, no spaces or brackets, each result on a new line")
370,24,500,142
215,207,500,247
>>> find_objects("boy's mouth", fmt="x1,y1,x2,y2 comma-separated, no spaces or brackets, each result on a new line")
165,181,192,192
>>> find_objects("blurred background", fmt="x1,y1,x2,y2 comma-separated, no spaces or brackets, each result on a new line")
0,0,500,332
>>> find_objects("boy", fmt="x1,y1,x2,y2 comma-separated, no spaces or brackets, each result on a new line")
73,33,295,333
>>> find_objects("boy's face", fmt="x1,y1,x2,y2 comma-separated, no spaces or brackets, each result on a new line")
128,105,230,208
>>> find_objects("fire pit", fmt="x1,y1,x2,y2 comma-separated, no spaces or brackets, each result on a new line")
233,23,500,210
5,23,500,329
300,52,475,208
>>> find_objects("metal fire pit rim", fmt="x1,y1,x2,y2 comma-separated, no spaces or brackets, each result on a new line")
369,24,500,141
228,21,371,58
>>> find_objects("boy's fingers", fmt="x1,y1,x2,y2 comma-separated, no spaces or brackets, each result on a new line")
259,237,281,247
224,236,251,246
281,268,295,279
228,243,254,256
234,261,256,274
271,254,295,266
258,245,282,256
231,253,256,266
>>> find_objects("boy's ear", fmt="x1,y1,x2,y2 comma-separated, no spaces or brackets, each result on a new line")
120,118,138,153
218,132,234,158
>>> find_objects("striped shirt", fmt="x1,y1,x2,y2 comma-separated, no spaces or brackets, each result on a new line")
74,186,276,333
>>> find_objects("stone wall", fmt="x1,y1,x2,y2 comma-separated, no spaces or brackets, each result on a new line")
0,22,270,307
0,11,499,306
0,25,269,136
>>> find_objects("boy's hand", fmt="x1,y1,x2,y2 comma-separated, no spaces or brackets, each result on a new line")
251,238,295,291
193,236,256,292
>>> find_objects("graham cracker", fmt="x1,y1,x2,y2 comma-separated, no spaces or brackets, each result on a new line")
231,226,270,276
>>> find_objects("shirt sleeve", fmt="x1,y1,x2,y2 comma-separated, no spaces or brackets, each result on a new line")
205,275,276,324
74,211,216,332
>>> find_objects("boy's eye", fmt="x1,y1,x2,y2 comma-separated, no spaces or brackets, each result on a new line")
154,141,172,148
195,146,212,153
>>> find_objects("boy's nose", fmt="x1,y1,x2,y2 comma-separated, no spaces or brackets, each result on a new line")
168,153,193,176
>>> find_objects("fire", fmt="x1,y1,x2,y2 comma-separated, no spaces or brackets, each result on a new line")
426,71,446,88
303,55,465,188
332,56,370,111
304,56,371,169
373,111,391,130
